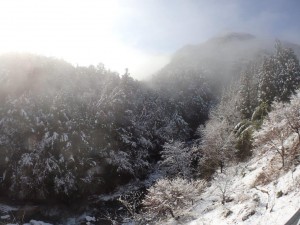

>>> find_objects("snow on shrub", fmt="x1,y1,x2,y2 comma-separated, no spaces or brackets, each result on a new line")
142,177,206,220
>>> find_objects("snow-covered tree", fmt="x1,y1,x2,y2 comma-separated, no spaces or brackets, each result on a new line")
238,62,259,119
198,84,241,174
275,41,300,101
199,119,237,174
258,41,300,104
142,178,206,221
213,168,237,204
283,92,300,143
254,101,292,168
159,141,192,179
258,56,278,104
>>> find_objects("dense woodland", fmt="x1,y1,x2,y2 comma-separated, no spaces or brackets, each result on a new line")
1,37,300,223
0,53,213,201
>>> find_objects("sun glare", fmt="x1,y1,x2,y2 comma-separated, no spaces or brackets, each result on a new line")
0,0,162,77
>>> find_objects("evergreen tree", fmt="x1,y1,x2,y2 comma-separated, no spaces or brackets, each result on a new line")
239,63,259,119
258,56,278,104
258,41,300,104
274,41,300,101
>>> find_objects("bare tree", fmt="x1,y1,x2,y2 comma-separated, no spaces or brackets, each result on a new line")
283,92,300,143
214,168,237,204
198,85,241,173
142,178,206,221
254,101,292,168
118,191,143,220
200,119,236,173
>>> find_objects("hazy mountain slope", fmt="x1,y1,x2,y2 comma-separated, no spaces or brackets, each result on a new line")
155,32,300,87
147,33,300,134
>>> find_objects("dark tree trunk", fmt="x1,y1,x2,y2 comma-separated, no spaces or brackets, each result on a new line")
220,161,224,173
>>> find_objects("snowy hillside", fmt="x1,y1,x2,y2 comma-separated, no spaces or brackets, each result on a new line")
2,130,299,224
164,140,300,225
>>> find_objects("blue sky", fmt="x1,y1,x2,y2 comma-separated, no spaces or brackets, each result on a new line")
115,0,300,53
0,0,299,78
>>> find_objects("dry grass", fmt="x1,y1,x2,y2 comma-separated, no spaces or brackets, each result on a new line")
235,192,252,203
252,156,281,187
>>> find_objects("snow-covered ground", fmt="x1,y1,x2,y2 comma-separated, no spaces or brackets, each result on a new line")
165,150,300,225
1,151,300,225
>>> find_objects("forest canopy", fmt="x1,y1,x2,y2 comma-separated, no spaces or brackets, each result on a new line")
0,53,212,200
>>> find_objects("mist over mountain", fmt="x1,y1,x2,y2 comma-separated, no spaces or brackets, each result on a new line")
154,32,300,86
147,33,300,132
